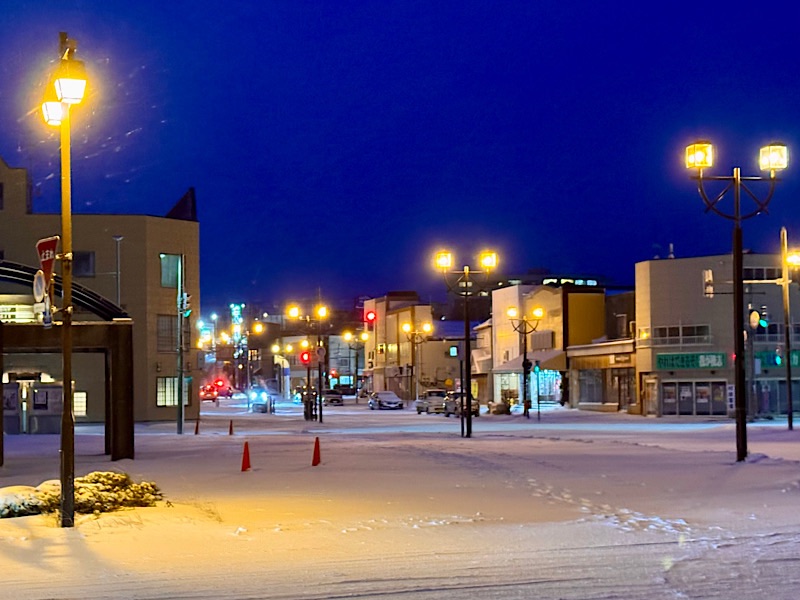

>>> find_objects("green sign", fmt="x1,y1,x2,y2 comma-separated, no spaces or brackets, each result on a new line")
656,353,726,370
755,350,800,368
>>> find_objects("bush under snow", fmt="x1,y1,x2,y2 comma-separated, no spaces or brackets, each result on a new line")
0,471,163,518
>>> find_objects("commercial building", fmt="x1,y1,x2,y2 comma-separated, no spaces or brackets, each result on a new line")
0,156,202,425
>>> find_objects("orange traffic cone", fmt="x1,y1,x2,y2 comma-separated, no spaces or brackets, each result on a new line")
194,419,200,435
229,420,234,435
311,436,321,466
241,441,251,472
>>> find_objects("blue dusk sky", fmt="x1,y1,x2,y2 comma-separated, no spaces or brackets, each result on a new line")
1,2,799,311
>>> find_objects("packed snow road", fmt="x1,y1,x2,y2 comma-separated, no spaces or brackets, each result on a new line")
1,407,799,599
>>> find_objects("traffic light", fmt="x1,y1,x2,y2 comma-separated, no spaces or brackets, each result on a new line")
759,305,769,329
776,347,783,366
533,360,541,374
299,350,311,366
365,309,377,331
179,293,191,318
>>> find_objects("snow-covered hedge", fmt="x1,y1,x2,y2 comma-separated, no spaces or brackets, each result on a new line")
0,471,163,518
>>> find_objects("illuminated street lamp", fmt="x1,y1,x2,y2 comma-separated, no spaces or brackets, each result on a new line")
781,228,800,430
343,330,369,397
686,139,788,461
507,306,545,420
40,32,88,529
287,304,329,422
434,249,498,438
401,321,433,404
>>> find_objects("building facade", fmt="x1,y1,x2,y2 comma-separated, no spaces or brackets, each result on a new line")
635,253,799,418
0,156,202,423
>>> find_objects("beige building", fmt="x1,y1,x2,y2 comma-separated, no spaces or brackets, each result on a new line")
635,253,798,418
0,156,202,423
362,292,462,401
493,283,607,408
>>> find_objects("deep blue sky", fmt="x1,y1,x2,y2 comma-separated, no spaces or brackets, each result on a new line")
2,2,800,312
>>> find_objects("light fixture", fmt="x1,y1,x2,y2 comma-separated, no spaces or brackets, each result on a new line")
759,143,788,171
685,141,713,169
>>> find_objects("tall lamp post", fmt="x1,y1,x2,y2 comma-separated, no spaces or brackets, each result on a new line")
686,140,788,461
507,306,545,420
434,249,498,438
40,32,88,528
781,228,800,430
402,321,433,404
288,304,329,423
343,331,369,399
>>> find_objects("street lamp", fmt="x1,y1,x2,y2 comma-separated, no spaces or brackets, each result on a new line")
40,32,88,528
343,331,369,399
402,321,433,404
686,140,788,461
270,343,293,400
287,304,329,422
781,228,800,431
507,306,545,420
434,249,498,438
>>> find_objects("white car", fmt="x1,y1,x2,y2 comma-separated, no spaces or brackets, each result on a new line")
368,391,404,410
415,389,454,415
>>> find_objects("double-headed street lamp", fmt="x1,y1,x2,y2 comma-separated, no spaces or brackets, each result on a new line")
434,249,498,438
507,306,545,420
343,330,369,399
686,140,788,462
402,321,433,404
40,32,88,529
780,228,800,431
287,304,328,422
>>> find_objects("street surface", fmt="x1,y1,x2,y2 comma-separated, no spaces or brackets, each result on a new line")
1,398,799,599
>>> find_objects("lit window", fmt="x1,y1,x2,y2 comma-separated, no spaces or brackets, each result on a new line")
74,391,87,417
160,253,180,288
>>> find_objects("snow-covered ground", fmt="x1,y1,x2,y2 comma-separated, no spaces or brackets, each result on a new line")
1,404,800,599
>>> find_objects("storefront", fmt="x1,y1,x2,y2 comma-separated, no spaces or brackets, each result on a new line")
567,340,636,412
650,352,730,416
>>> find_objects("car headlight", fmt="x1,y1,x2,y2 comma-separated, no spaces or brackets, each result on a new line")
260,392,268,400
249,392,257,400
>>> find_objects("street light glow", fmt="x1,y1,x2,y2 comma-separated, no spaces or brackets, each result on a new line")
532,306,545,320
685,141,713,169
759,143,788,171
479,251,498,270
434,251,453,270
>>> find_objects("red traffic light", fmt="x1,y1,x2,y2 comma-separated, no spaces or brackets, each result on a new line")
299,350,312,365
365,310,376,323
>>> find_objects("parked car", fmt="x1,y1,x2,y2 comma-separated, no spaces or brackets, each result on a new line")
322,389,344,406
248,386,275,413
199,384,219,406
368,391,404,410
448,391,480,417
415,389,454,415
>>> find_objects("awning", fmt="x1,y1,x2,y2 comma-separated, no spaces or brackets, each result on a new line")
493,349,566,373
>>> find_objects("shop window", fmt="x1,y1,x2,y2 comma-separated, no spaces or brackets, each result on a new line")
74,391,87,417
